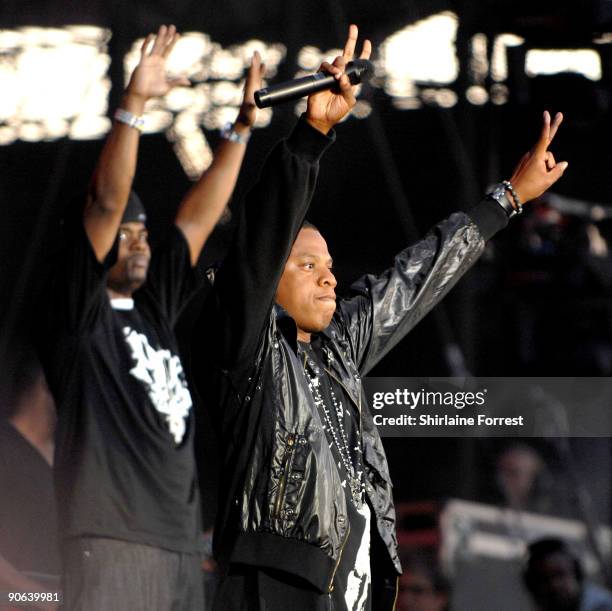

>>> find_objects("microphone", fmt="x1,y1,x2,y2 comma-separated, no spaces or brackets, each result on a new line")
254,60,373,109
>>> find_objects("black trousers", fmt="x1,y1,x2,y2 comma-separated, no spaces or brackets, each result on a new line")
61,537,204,611
214,564,332,611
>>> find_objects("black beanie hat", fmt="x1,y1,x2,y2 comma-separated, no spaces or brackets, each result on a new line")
121,191,147,224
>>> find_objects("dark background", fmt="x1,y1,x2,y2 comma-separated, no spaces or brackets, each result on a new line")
3,0,612,529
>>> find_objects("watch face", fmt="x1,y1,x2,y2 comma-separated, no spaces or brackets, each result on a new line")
491,185,506,200
488,184,514,217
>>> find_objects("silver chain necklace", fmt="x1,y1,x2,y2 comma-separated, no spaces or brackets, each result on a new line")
300,346,365,507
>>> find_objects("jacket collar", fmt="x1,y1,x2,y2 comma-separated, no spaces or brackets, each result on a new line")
273,304,335,353
273,305,299,354
272,305,362,413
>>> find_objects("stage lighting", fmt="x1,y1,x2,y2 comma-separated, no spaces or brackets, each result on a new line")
525,49,601,80
164,87,197,113
491,34,526,82
69,116,111,140
0,26,111,141
210,81,242,106
466,86,488,105
0,126,16,145
352,100,372,119
124,33,285,178
297,46,323,71
140,111,173,134
378,11,459,109
167,113,213,181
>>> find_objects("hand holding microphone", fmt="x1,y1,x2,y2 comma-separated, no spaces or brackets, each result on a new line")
255,24,372,135
254,59,373,108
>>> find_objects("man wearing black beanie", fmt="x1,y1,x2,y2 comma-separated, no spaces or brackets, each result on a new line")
41,24,264,610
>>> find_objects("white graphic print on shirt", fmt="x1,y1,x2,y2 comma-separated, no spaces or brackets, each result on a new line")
123,326,192,443
345,502,372,610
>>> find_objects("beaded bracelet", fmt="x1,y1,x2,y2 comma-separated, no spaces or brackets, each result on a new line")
502,180,523,215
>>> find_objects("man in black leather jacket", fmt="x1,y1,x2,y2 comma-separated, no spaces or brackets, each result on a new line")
192,25,568,611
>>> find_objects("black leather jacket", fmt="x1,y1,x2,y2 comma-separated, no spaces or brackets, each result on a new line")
193,117,507,609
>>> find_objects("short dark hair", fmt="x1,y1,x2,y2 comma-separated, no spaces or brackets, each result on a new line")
523,538,583,593
121,190,147,224
301,219,319,232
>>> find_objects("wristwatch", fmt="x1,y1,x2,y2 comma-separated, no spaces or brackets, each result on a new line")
487,183,521,219
114,108,145,132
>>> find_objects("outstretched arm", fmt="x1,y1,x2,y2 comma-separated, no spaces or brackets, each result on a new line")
84,25,188,262
175,53,266,266
209,25,372,371
338,111,569,374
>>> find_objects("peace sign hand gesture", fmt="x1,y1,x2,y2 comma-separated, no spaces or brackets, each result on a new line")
306,24,372,134
126,24,190,101
509,111,568,205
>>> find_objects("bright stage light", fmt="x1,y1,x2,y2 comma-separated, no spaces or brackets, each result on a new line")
140,111,173,134
491,34,525,82
490,83,509,105
209,48,244,80
1,26,284,161
377,11,459,109
380,12,459,84
124,33,285,177
297,46,322,70
69,116,111,140
167,113,213,181
466,85,488,105
0,126,16,145
352,100,372,119
421,87,458,108
0,26,111,141
19,122,45,142
470,34,489,83
44,118,70,140
5,17,605,180
164,87,197,113
211,81,243,106
525,49,601,80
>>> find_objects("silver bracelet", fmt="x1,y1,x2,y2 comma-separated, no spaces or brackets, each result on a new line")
114,108,145,132
220,122,250,144
487,183,520,219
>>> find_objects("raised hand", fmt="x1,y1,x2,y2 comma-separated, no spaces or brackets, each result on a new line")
237,51,266,127
509,111,568,205
126,24,189,101
306,24,372,134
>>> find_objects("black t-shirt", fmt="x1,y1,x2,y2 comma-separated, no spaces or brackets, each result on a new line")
299,340,372,611
42,225,203,553
0,422,60,578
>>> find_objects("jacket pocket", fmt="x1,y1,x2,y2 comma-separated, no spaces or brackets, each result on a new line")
273,432,307,520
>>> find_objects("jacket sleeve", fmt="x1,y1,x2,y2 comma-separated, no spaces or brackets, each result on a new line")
335,200,508,376
202,117,334,373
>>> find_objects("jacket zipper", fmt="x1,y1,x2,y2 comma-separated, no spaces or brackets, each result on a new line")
392,575,399,610
273,434,295,518
327,522,351,593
